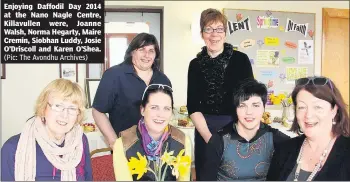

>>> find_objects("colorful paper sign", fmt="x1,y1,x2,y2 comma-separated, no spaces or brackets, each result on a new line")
236,13,243,21
266,10,272,17
257,70,277,89
279,26,285,31
228,17,252,35
256,50,280,67
257,40,264,48
285,41,297,49
286,67,308,82
264,37,280,46
279,73,287,82
282,57,296,64
257,16,279,29
298,40,314,64
285,18,308,37
281,49,286,55
240,39,256,49
308,30,314,38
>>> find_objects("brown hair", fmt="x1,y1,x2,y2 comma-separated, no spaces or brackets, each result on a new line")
34,78,86,125
290,77,349,137
200,8,227,33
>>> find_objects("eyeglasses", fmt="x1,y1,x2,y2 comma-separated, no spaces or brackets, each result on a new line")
47,103,80,116
295,76,334,92
141,84,173,101
203,27,225,34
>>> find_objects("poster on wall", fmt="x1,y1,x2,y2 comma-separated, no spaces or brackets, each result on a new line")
223,8,315,105
285,67,308,84
298,40,314,64
256,50,280,67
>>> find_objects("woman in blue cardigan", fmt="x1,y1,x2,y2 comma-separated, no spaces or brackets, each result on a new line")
266,76,350,181
1,79,92,181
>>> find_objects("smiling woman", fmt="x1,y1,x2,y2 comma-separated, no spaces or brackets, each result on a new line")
266,76,350,181
112,84,192,181
187,9,254,179
1,78,93,181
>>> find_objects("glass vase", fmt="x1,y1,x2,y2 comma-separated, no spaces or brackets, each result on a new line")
282,105,294,127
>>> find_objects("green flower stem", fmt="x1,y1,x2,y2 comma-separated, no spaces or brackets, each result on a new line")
147,167,159,181
161,164,170,181
158,160,162,180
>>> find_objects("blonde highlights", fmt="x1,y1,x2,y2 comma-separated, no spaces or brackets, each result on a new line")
34,79,86,125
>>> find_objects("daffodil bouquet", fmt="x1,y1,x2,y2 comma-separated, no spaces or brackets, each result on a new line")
269,93,293,107
127,148,191,181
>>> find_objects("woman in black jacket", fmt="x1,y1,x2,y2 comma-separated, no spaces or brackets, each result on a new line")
266,76,350,181
186,8,253,180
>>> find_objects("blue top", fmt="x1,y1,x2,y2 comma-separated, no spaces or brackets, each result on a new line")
1,134,93,181
200,123,290,180
92,63,171,134
217,132,274,180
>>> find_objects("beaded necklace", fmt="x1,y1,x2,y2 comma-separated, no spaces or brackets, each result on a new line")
294,137,335,181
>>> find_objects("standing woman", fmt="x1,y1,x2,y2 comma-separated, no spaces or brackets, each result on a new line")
92,33,171,149
187,8,253,179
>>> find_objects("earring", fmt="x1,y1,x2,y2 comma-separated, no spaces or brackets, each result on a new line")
332,118,336,125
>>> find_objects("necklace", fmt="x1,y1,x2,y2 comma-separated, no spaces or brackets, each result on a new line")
293,137,335,181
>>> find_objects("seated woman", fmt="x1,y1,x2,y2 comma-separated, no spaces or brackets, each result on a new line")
199,79,290,180
113,84,192,181
1,79,92,181
266,76,350,181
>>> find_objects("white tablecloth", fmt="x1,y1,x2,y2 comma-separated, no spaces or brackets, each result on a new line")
85,130,110,158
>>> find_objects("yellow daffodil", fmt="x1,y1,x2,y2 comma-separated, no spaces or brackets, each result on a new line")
287,96,293,104
278,93,286,99
127,152,148,180
272,98,282,105
170,149,191,179
161,150,175,166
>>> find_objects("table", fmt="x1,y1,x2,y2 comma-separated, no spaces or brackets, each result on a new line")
84,130,110,158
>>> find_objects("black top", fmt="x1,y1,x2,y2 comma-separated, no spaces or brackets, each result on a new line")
286,165,312,181
187,43,253,116
199,123,290,180
266,134,350,181
92,63,171,134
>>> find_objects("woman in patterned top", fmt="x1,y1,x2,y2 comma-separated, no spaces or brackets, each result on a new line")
199,79,290,180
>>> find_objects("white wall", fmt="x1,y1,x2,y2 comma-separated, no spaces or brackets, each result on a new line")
1,1,348,144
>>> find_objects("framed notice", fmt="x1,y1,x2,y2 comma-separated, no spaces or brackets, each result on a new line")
59,64,78,82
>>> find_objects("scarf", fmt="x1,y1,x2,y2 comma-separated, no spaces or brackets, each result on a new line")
138,118,169,160
196,43,234,113
15,116,83,181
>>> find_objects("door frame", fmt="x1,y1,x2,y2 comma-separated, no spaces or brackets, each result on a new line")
321,8,349,74
104,7,164,72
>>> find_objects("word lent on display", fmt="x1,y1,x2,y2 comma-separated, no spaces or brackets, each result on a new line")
1,1,105,63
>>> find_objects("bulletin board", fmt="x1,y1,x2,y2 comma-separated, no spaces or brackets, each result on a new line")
223,9,316,106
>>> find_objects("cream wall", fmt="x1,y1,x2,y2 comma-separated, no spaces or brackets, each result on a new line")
1,1,348,144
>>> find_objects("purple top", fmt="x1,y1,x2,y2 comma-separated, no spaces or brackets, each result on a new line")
1,133,93,181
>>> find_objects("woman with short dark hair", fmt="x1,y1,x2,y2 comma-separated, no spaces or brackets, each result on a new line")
199,79,289,180
266,76,350,181
186,8,254,179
